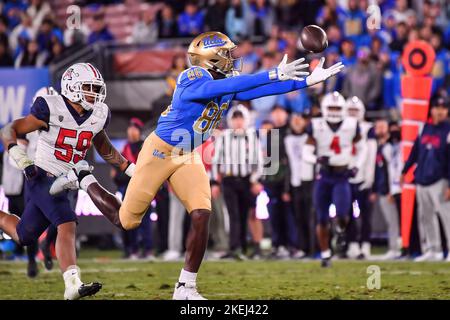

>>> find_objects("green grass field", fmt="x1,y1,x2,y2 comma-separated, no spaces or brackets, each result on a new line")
1,250,450,300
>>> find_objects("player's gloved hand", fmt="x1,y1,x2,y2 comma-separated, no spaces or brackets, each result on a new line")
348,167,358,178
358,180,372,191
24,164,38,180
275,54,310,81
317,156,330,166
306,57,344,86
8,143,33,170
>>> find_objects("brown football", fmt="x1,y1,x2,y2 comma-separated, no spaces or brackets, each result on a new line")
300,25,328,53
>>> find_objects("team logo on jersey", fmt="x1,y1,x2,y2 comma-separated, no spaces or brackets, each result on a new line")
62,68,79,81
59,115,64,122
153,149,166,159
203,35,226,48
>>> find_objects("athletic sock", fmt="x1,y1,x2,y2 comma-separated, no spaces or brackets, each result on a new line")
179,269,197,284
79,174,97,192
321,249,332,259
63,265,83,289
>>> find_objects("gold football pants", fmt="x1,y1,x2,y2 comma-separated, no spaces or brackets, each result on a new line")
119,132,211,230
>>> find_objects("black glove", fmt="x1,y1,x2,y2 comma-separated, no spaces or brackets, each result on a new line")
24,164,38,180
348,167,358,178
317,156,330,166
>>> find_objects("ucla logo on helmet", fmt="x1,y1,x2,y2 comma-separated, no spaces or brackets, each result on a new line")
203,35,226,49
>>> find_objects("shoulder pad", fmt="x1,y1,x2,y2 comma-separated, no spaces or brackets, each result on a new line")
177,67,213,87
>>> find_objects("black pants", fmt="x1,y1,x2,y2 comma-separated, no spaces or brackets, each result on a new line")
264,181,299,249
222,176,252,252
291,182,316,255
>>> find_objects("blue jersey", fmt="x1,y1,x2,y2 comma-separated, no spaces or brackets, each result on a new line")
403,121,450,186
156,67,233,151
155,66,308,151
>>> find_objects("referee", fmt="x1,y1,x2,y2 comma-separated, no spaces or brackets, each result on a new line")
212,106,264,260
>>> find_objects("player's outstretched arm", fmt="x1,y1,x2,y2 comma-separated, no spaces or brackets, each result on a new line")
183,55,309,101
93,130,135,176
0,115,47,175
234,57,344,101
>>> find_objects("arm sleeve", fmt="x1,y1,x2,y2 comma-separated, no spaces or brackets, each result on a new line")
181,69,280,101
234,79,307,101
30,97,50,126
402,136,420,174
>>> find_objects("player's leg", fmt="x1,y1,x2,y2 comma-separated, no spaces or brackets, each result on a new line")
332,176,352,258
119,134,177,230
0,210,20,243
41,225,57,271
313,175,333,267
358,188,373,259
346,184,360,259
415,184,441,260
169,152,211,300
378,195,400,259
430,179,450,260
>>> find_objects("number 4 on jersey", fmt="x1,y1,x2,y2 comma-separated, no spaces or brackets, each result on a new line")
330,136,341,154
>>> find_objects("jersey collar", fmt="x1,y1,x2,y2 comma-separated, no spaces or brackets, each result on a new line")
63,97,93,126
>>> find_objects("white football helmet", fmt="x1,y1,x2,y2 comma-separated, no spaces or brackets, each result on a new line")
345,96,365,121
61,63,106,111
321,91,346,123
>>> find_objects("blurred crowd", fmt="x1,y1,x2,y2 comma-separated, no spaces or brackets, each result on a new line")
1,0,449,110
0,0,449,262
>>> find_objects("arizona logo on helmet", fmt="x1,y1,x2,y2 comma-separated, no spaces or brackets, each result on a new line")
62,68,78,81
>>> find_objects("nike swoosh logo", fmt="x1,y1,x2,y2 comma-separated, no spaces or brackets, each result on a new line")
91,121,98,125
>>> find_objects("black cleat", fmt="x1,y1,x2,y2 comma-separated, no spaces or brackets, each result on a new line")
27,260,39,278
336,232,347,258
321,257,332,268
78,282,103,299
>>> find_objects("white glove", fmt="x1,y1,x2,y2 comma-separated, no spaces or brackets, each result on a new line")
306,57,344,86
8,144,33,170
275,54,309,81
125,162,135,177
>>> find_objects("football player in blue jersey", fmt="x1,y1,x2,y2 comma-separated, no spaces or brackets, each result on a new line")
51,32,344,299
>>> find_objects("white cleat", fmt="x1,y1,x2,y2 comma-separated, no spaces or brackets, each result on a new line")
414,251,444,262
446,254,450,262
379,250,401,260
163,250,182,261
359,242,371,259
173,281,207,300
346,242,361,259
50,160,93,195
64,282,102,300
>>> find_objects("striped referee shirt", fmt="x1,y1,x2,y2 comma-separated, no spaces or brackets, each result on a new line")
212,129,264,183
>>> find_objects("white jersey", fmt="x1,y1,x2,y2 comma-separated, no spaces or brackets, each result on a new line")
33,95,109,176
284,133,314,186
311,117,358,167
350,121,375,184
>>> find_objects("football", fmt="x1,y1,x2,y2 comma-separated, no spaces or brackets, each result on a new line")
300,25,328,53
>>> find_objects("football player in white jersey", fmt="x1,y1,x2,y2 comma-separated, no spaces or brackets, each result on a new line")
303,92,367,267
0,63,135,299
345,96,377,259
